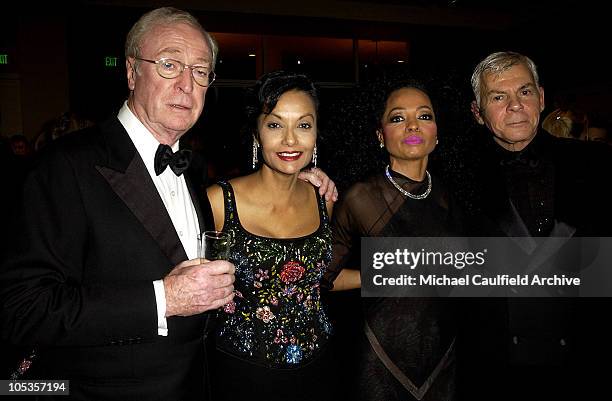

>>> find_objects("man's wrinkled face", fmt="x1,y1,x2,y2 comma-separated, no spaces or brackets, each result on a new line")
473,63,545,151
126,23,211,143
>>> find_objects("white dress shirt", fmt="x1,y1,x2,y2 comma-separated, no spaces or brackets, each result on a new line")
117,102,200,336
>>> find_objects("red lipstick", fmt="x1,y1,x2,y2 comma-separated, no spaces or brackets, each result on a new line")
277,151,303,161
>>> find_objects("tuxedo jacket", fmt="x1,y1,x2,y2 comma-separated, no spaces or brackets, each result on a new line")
0,117,213,400
474,130,612,237
457,130,612,400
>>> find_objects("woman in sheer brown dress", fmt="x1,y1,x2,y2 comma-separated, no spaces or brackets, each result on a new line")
323,77,462,401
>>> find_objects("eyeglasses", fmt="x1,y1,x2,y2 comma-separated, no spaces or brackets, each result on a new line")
134,57,216,87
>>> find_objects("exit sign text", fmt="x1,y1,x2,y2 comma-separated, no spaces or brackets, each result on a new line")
105,56,118,67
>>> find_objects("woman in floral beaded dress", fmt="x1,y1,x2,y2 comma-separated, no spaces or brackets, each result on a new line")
207,71,357,401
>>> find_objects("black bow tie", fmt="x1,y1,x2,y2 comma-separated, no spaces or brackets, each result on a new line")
154,144,192,176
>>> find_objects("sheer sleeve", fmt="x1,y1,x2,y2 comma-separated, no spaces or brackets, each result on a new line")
322,181,382,290
321,171,462,290
322,193,355,290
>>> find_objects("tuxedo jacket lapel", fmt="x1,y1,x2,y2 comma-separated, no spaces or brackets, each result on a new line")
95,118,187,266
184,173,206,234
183,151,213,233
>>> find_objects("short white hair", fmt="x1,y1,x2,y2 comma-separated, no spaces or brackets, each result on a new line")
125,7,218,70
471,51,540,110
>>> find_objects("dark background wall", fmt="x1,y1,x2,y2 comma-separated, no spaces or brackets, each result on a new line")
1,1,609,164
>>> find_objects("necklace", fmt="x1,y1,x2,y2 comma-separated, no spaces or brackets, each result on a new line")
385,165,431,200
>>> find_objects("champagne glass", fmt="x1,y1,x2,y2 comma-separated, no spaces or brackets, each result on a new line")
197,230,231,260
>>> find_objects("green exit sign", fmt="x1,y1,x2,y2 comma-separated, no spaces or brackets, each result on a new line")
0,54,7,64
105,56,118,67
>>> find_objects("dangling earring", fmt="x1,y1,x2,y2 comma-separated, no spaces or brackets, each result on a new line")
312,145,318,168
436,138,439,145
377,130,385,149
252,140,259,169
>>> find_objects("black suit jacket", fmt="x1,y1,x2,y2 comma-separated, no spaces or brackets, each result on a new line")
457,130,612,400
0,117,213,400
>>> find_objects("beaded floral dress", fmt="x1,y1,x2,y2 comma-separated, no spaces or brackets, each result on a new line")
211,181,334,400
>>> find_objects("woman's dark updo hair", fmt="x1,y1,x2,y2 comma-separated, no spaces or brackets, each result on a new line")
325,67,471,193
371,78,436,131
325,71,437,191
245,70,319,140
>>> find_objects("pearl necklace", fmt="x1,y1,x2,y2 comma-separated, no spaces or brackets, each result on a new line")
385,165,432,200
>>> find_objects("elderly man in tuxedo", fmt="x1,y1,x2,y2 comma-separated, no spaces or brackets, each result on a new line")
458,51,612,401
0,7,335,400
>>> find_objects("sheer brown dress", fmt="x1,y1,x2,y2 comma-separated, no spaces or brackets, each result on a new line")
323,169,461,401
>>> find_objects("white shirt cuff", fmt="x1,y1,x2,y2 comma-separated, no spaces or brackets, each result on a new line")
153,280,169,336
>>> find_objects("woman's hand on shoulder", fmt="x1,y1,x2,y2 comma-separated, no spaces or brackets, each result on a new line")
298,167,339,202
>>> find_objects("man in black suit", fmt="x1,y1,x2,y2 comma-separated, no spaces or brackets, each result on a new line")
458,51,612,401
0,7,237,400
